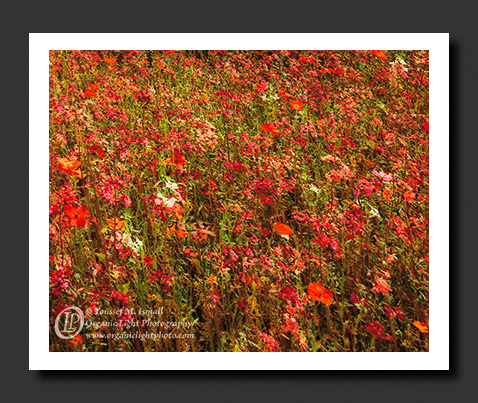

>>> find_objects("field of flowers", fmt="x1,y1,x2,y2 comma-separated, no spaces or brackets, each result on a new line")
49,50,429,352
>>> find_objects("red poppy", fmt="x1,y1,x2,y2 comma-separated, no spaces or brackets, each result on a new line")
103,57,116,63
70,334,83,345
64,205,91,228
259,123,278,135
299,55,315,63
371,50,387,61
87,144,107,158
307,283,333,305
273,222,293,236
84,89,97,97
88,83,99,90
289,100,304,111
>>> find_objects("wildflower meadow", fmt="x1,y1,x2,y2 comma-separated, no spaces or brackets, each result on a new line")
49,50,429,352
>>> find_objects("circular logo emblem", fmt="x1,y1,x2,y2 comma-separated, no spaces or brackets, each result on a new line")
54,306,84,339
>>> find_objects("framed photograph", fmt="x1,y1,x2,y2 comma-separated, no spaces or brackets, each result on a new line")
30,33,449,369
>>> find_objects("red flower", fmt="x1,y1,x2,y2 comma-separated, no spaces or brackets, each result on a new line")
87,144,106,158
84,88,97,97
103,57,116,63
259,123,278,135
307,283,333,305
69,334,83,345
371,50,387,61
278,90,292,99
88,83,99,90
366,321,385,338
64,205,91,228
273,222,293,236
143,256,154,268
237,299,246,308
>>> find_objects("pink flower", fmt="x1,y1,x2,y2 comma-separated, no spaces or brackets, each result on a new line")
259,332,279,352
281,314,299,334
373,170,393,181
209,289,220,303
118,308,133,322
371,277,392,296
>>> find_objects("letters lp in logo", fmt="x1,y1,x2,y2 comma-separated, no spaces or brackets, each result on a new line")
54,306,84,339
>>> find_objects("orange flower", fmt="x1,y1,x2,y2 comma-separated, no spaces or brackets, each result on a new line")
71,168,86,179
84,88,97,97
108,217,126,230
273,222,293,236
143,256,154,268
255,83,268,92
69,334,83,345
57,156,85,179
88,83,99,90
165,150,187,167
307,283,333,305
289,100,304,111
103,57,116,63
278,90,292,99
167,224,188,238
371,50,387,61
58,157,81,175
171,203,184,219
176,227,188,238
413,321,429,333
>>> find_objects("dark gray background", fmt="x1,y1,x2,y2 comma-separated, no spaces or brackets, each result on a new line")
5,1,472,401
